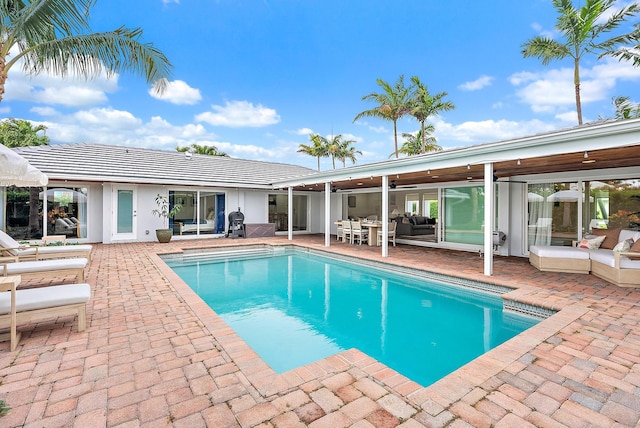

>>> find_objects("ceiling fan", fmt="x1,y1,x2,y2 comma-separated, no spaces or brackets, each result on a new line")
389,180,417,189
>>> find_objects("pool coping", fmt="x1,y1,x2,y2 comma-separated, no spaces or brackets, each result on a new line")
149,243,589,409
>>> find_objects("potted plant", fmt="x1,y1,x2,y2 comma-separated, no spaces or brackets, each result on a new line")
152,193,182,243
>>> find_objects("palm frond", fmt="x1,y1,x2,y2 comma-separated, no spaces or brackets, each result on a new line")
11,27,172,90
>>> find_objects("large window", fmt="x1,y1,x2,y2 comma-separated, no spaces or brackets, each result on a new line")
4,186,43,240
528,182,581,247
442,187,484,245
268,194,308,232
170,190,225,235
44,187,88,239
584,179,640,231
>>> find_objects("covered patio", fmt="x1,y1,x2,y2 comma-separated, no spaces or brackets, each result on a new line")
1,236,639,427
274,119,640,277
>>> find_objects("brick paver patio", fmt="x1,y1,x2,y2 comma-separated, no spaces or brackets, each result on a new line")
1,235,639,427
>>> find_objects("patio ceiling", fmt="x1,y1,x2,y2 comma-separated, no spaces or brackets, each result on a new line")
290,145,640,192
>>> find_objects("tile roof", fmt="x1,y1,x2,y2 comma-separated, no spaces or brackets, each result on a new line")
14,143,315,188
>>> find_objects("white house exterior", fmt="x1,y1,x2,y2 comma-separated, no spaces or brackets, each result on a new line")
4,119,640,274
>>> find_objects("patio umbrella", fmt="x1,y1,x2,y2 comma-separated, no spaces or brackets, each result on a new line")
546,190,594,203
527,192,544,202
0,144,48,187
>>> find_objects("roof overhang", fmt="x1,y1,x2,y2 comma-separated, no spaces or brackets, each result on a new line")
273,119,640,192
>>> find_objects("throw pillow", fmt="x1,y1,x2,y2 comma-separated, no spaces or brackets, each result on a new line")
630,239,640,253
578,235,606,249
613,239,633,252
590,227,622,250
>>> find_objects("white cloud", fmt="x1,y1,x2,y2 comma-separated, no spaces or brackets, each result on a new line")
354,120,387,134
432,117,557,146
510,59,640,115
458,75,494,91
4,53,118,107
149,79,201,105
195,100,280,127
30,107,59,117
294,127,313,135
530,22,555,39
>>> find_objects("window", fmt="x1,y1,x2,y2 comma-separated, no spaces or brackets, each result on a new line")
528,182,579,248
405,193,419,215
170,190,225,235
44,187,88,239
268,194,308,232
442,187,484,245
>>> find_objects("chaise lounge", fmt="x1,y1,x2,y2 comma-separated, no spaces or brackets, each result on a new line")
0,230,92,261
0,276,91,351
1,257,87,282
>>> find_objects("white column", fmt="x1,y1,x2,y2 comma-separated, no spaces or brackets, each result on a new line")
381,175,389,257
325,182,331,247
484,162,494,276
288,186,293,241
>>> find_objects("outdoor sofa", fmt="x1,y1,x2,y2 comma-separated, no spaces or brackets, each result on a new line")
529,228,640,287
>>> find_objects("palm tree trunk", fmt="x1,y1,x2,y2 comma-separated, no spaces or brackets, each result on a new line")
574,59,583,125
316,156,320,171
393,121,399,158
420,121,426,153
0,58,6,103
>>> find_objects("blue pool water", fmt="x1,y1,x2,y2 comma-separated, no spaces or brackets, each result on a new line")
164,248,539,387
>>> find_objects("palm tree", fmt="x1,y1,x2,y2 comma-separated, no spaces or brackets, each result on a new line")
613,96,640,119
297,133,329,171
333,136,361,168
395,127,441,157
0,118,49,147
0,0,173,103
176,143,229,157
522,0,640,125
354,75,415,159
409,76,454,153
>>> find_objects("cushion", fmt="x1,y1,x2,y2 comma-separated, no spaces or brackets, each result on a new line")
613,239,633,252
414,216,427,225
590,227,621,250
630,239,640,254
619,229,640,242
4,257,88,275
578,235,606,249
0,283,91,315
529,245,590,259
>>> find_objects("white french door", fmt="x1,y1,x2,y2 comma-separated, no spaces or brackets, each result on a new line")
113,186,137,240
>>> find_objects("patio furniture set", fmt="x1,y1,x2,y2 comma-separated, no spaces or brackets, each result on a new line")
529,228,640,287
0,230,92,351
336,219,396,247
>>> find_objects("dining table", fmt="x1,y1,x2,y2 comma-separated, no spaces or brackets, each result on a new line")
361,221,382,246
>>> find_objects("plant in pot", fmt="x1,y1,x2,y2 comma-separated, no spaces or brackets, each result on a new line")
152,194,182,243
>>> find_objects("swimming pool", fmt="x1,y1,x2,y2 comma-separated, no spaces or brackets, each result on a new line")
164,247,540,387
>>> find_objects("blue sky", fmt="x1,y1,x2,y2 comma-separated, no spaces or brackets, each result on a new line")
3,0,640,170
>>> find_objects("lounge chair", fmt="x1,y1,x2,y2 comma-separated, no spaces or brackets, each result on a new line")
1,257,87,282
0,230,92,261
0,275,91,351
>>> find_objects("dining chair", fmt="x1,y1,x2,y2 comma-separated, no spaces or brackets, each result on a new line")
377,222,397,247
351,221,369,245
341,220,352,243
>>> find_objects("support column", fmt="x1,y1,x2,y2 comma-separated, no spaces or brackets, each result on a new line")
325,182,331,247
288,186,293,241
381,175,389,257
484,162,494,276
